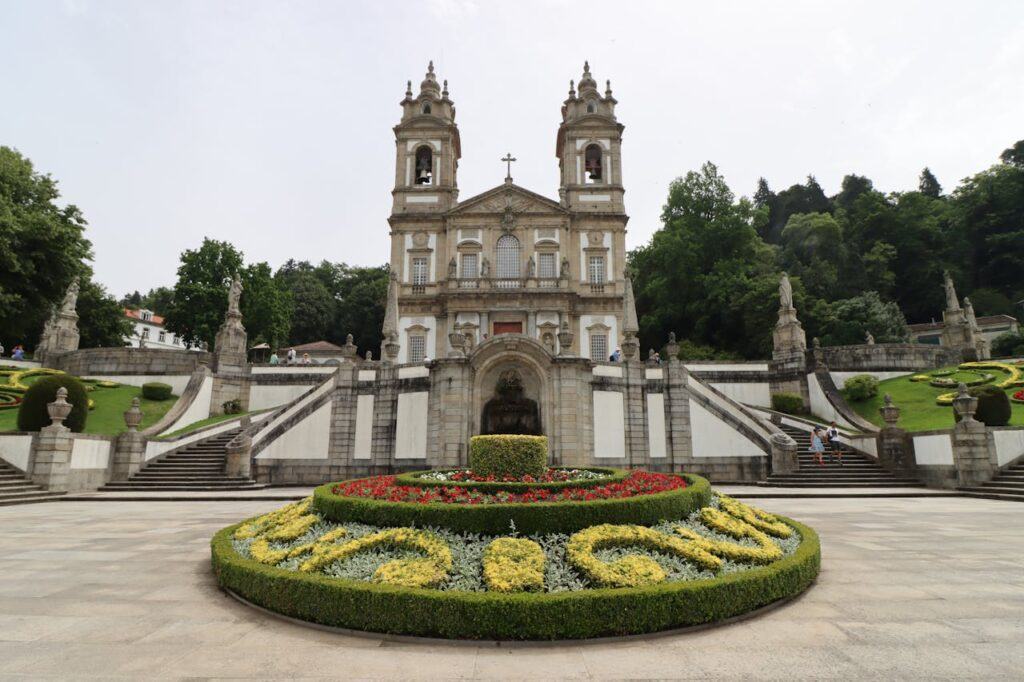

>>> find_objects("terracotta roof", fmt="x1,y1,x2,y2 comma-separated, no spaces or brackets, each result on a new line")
124,308,165,325
907,321,943,332
908,315,1018,333
976,315,1019,326
281,340,345,352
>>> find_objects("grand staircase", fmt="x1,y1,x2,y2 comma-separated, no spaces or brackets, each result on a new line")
100,428,267,492
960,459,1024,502
0,460,66,506
760,423,921,488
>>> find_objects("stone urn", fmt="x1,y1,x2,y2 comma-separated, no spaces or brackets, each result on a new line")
47,387,73,427
123,398,143,432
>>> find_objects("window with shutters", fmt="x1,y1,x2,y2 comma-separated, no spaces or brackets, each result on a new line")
589,333,608,361
538,252,556,278
411,257,429,285
408,335,426,363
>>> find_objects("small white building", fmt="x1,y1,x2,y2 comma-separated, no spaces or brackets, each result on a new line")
124,309,199,350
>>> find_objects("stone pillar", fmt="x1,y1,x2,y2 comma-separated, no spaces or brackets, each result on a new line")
950,384,996,487
875,394,917,476
30,388,74,492
770,432,799,475
225,431,253,479
111,398,145,480
212,275,249,415
770,273,810,407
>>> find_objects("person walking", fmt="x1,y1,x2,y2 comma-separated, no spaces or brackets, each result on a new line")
810,427,826,467
287,348,296,365
826,421,843,466
268,352,279,365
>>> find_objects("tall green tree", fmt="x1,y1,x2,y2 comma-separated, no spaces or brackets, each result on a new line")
77,276,132,348
241,262,291,348
811,291,908,346
141,286,174,316
274,260,334,347
999,139,1024,167
0,146,92,347
919,167,942,197
165,239,244,349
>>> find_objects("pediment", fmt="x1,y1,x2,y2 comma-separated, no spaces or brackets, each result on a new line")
448,183,567,216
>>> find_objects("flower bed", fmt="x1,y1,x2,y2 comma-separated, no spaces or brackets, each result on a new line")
355,469,673,504
1012,390,1024,404
395,467,626,493
315,473,711,535
211,491,820,640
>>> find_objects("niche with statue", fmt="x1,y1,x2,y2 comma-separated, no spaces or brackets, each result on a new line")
480,369,542,436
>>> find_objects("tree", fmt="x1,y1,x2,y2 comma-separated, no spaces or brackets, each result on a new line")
77,276,132,348
330,264,388,356
778,212,843,301
0,146,92,348
141,286,174,316
763,175,833,243
835,174,875,212
164,239,244,349
811,291,908,346
1000,139,1024,167
120,290,142,307
966,287,1014,316
274,261,334,346
919,167,942,197
241,262,291,348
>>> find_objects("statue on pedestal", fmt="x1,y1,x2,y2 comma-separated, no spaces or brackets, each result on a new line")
779,272,793,310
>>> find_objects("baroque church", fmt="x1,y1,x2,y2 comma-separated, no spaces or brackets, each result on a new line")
384,61,629,363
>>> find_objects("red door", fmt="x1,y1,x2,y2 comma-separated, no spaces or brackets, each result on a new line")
493,322,523,336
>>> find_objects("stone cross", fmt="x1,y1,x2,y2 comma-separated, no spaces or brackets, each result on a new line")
502,153,516,181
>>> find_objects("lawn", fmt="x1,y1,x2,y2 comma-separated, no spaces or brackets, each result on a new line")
155,409,269,440
0,384,178,436
848,366,1024,432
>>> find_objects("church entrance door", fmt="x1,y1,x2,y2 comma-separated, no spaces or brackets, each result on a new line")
493,322,522,336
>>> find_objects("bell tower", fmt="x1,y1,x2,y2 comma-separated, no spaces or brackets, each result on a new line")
391,61,461,214
556,62,625,214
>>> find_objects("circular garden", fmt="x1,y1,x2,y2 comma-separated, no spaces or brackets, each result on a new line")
211,435,821,640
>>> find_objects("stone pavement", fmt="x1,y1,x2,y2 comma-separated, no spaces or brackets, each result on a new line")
0,497,1021,680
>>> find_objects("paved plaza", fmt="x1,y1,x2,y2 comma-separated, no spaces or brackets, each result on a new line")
0,496,1021,680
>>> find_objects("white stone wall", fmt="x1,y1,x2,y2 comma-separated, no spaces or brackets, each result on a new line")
709,382,771,408
806,373,858,429
646,393,667,459
993,428,1024,467
248,385,314,412
592,390,626,458
689,400,763,458
255,402,332,460
353,394,375,460
395,391,429,459
0,434,34,471
912,433,955,465
69,437,111,470
158,375,213,436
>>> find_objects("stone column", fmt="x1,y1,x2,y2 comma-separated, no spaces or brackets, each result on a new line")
225,430,253,479
770,432,799,475
950,384,996,487
30,388,74,492
110,398,145,481
875,394,917,476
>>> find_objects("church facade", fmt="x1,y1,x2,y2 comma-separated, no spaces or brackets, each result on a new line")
385,62,628,363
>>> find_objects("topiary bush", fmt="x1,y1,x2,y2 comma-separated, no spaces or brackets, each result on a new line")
142,382,172,401
843,374,879,402
968,385,1012,426
771,392,804,415
469,435,547,478
16,375,89,432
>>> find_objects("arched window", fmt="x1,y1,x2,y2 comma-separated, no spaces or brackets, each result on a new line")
422,102,432,115
586,99,597,113
415,146,433,185
584,144,602,183
495,234,521,279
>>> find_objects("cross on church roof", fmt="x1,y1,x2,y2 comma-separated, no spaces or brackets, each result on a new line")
501,152,516,183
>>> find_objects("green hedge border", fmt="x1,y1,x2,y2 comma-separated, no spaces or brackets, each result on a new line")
314,474,712,535
393,467,628,493
210,514,820,640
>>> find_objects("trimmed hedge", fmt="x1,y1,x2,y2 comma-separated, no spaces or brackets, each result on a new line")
210,514,820,640
969,385,1011,426
469,435,547,478
313,475,713,535
16,375,89,432
394,467,628,493
142,382,173,401
771,392,804,415
843,374,879,402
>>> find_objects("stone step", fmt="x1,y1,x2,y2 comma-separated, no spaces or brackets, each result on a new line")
980,480,1024,490
0,479,38,488
99,484,267,492
959,487,1024,500
0,492,66,506
123,478,254,485
759,480,923,488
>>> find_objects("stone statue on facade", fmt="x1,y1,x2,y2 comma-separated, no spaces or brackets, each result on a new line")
560,256,570,278
779,272,793,310
943,270,959,311
865,331,875,345
60,280,80,315
448,257,457,279
526,255,535,278
227,275,243,316
481,257,491,278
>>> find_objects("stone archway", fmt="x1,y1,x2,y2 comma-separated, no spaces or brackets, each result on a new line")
469,335,554,437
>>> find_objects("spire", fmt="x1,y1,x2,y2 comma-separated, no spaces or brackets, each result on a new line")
623,274,639,334
405,80,413,99
605,79,613,98
442,79,449,98
382,270,399,339
578,60,598,95
568,79,576,99
419,60,440,96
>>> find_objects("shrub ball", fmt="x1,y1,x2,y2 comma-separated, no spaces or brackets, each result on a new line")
771,392,804,415
469,435,548,478
16,375,89,432
843,374,879,402
142,382,173,401
967,385,1011,426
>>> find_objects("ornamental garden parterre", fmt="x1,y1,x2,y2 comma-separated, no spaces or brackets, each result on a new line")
212,435,821,640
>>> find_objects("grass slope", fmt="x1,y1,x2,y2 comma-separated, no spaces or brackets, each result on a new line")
849,367,1024,432
0,384,177,436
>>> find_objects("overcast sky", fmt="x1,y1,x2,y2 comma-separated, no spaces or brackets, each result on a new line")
3,0,1022,296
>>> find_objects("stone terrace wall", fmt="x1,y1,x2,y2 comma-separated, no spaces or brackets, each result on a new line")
815,344,961,372
51,348,210,376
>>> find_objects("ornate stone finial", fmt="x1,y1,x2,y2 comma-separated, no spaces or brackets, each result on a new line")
568,79,575,98
427,60,434,74
665,332,680,361
346,333,354,345
583,60,590,75
952,382,978,423
557,319,575,356
123,397,143,432
605,79,612,97
47,387,72,427
442,79,449,97
501,152,516,183
448,323,467,358
405,80,412,98
879,393,900,427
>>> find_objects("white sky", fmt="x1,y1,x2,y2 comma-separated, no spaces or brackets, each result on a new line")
3,0,1022,296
